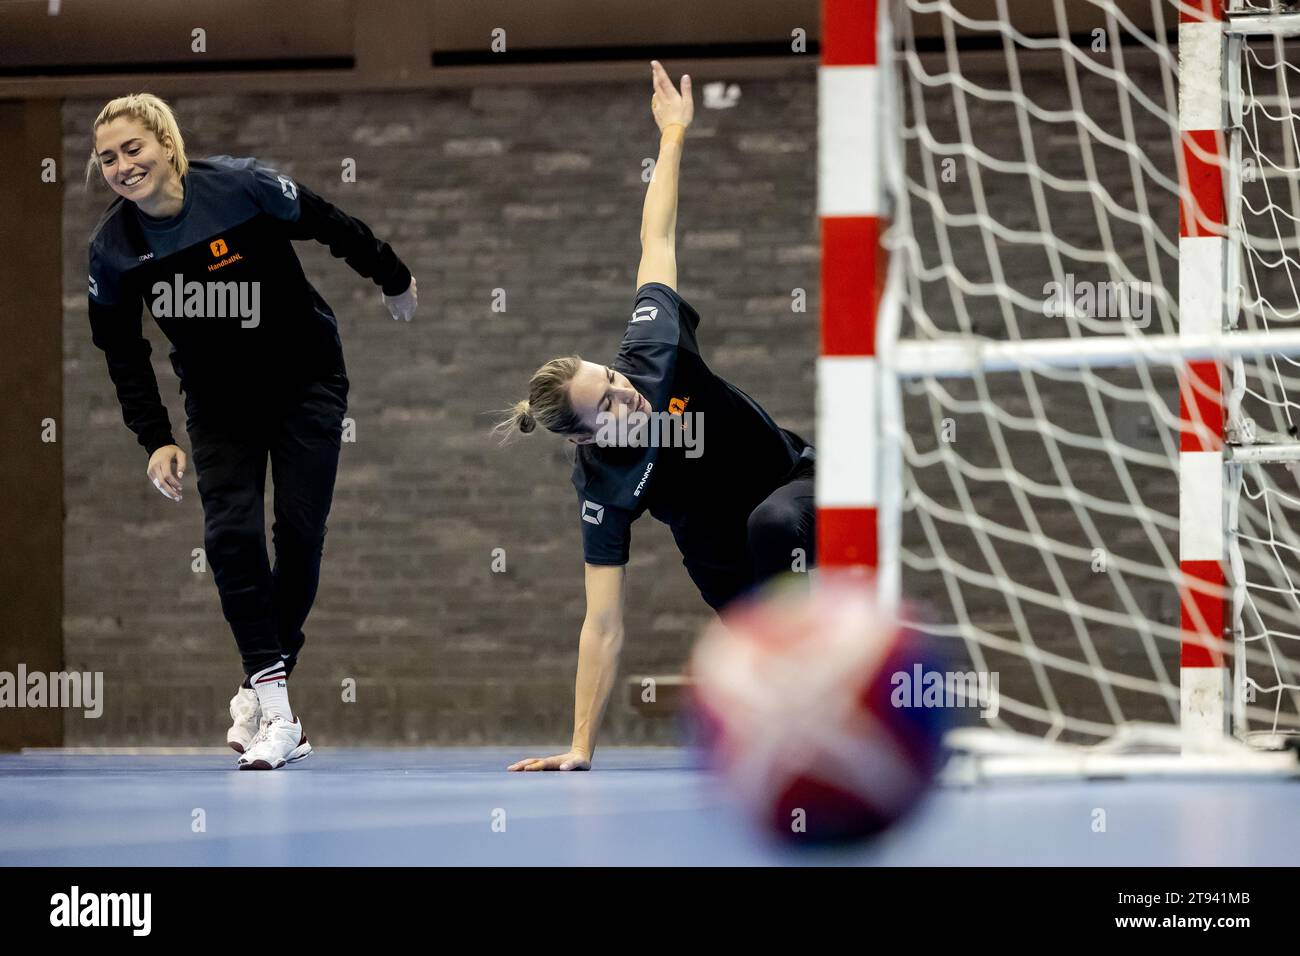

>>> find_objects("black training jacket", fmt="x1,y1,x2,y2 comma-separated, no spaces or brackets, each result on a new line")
87,155,411,455
573,282,806,567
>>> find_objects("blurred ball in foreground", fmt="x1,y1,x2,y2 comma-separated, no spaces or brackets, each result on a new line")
690,576,949,845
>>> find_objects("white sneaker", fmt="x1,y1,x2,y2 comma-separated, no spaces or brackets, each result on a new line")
227,686,261,754
237,716,312,770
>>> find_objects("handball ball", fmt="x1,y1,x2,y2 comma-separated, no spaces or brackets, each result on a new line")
689,576,949,845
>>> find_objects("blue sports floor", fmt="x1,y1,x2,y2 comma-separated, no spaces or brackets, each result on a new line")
0,748,1295,866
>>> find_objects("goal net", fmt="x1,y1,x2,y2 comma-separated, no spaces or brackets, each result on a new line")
850,0,1300,750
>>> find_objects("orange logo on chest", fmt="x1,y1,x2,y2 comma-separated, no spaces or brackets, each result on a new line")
206,238,244,272
668,396,689,415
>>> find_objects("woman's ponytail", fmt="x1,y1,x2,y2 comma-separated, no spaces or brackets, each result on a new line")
494,356,585,443
514,399,536,434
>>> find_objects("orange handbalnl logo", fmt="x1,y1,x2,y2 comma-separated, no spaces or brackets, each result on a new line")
668,396,689,415
206,237,244,273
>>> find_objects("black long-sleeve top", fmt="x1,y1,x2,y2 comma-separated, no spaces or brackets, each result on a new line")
87,155,412,455
573,282,805,567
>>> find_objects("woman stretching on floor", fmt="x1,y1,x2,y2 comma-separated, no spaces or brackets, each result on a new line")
502,63,815,772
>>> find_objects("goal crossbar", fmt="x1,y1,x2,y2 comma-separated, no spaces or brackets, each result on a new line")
1226,14,1300,38
887,329,1300,378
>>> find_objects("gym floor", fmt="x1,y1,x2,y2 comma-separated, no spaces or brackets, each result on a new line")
0,747,1294,866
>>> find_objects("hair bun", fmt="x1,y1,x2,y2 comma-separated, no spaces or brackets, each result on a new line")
519,410,536,434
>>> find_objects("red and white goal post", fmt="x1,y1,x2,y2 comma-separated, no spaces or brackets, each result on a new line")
818,0,1300,767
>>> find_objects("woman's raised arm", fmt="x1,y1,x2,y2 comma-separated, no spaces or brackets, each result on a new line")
636,60,694,292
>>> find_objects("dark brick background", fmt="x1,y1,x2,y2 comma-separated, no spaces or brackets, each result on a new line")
60,81,818,746
58,53,1298,749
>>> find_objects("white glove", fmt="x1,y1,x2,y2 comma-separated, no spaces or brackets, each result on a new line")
383,276,418,322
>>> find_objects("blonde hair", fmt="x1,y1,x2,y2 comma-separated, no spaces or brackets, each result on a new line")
495,355,586,443
85,93,188,186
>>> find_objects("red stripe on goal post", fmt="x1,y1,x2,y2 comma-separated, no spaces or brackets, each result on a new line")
1179,0,1223,25
820,216,881,357
822,0,878,66
1179,360,1224,453
1179,130,1227,238
818,507,878,568
1180,560,1226,668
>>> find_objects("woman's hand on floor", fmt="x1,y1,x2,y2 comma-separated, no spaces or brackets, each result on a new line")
507,750,592,772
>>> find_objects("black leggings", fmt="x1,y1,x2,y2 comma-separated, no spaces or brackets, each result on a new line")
747,462,816,583
184,370,348,677
676,457,817,612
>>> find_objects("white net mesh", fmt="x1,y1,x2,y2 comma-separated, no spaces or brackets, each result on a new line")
880,0,1300,744
1229,25,1300,742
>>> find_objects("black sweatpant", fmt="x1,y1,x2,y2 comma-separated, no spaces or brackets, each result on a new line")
183,369,348,677
675,455,817,612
